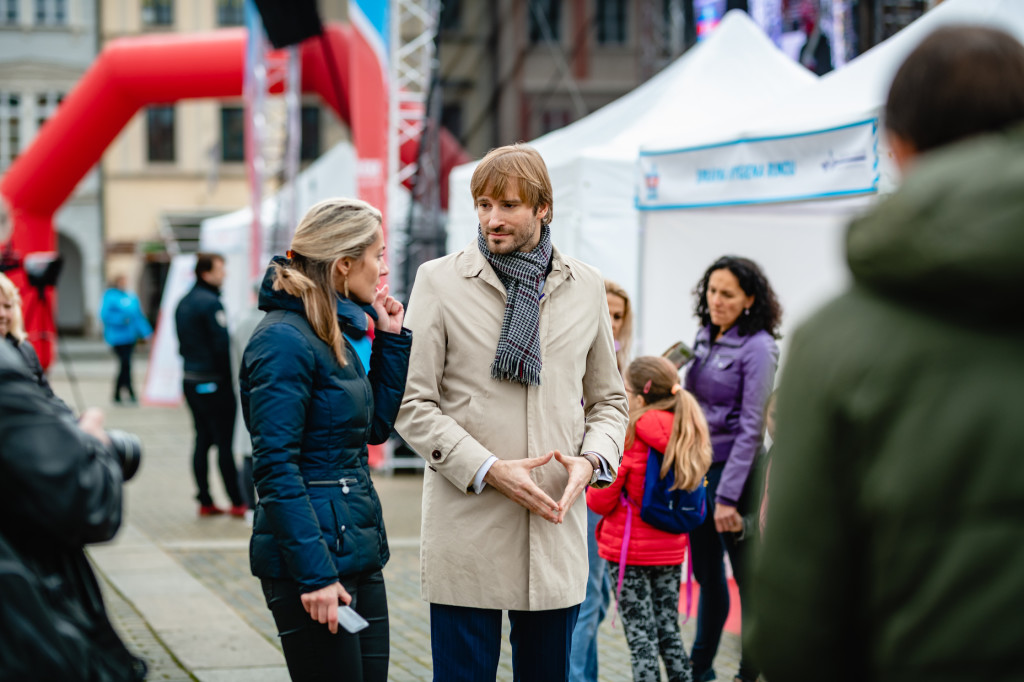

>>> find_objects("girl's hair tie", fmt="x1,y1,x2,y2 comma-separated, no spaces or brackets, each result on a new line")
285,249,294,259
671,384,681,395
642,379,652,394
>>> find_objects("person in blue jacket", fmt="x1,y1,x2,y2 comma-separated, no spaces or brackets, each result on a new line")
240,197,410,682
100,275,152,404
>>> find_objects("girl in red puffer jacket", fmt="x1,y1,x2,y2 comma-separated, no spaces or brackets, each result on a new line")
587,356,712,682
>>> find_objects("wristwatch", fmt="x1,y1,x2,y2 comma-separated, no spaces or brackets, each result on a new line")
581,453,601,487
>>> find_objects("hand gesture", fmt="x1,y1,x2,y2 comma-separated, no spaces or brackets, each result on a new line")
714,502,743,534
553,450,593,524
78,408,110,445
483,453,561,523
300,581,353,634
372,284,404,334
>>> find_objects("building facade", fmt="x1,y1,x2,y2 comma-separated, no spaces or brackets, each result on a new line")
0,0,101,334
99,0,348,318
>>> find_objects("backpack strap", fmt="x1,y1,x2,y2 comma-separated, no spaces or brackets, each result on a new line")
615,491,640,607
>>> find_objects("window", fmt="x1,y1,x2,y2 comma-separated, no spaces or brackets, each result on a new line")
3,0,18,25
216,0,244,26
1,93,20,170
300,106,320,161
441,103,463,143
439,0,460,32
35,92,63,133
142,0,173,27
528,0,561,44
597,0,628,44
34,0,67,26
147,105,175,162
540,108,571,135
220,106,244,162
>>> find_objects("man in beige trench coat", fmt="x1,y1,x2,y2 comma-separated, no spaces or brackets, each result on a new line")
396,143,628,681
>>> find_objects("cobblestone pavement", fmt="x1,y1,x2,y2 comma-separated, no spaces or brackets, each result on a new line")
51,343,742,681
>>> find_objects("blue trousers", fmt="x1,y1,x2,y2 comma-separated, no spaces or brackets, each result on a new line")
569,507,611,682
430,602,581,682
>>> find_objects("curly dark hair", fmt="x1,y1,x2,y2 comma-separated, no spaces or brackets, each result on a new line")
693,255,782,339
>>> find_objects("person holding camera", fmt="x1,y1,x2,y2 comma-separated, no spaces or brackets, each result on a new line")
0,339,146,681
240,198,410,682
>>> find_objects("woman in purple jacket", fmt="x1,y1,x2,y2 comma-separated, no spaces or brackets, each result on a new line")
684,256,780,682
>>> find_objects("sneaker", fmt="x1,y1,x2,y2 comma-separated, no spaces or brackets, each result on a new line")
198,505,226,517
229,505,248,518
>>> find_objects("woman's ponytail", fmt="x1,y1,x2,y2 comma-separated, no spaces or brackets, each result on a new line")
273,257,345,365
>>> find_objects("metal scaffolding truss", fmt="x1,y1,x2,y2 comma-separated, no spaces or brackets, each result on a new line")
388,0,441,194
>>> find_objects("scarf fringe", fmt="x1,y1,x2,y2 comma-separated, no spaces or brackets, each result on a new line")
491,355,542,386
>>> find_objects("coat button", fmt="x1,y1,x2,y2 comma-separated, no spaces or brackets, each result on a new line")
431,450,442,460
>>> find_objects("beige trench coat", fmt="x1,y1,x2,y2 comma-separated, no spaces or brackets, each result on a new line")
396,241,628,611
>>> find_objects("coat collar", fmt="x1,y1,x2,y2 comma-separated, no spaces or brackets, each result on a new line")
457,239,575,298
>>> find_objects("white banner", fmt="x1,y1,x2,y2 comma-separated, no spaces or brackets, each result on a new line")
637,119,879,210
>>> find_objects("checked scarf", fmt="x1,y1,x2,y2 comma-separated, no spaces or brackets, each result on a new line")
478,224,552,386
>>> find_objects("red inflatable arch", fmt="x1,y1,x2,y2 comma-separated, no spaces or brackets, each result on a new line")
0,23,469,367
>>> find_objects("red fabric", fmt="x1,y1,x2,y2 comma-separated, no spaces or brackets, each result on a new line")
587,410,690,566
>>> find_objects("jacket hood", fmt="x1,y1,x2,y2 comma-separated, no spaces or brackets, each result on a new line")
257,256,377,337
635,410,674,454
846,125,1024,320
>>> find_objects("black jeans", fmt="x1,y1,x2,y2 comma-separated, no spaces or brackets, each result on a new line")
112,344,135,401
689,462,759,682
182,379,242,507
261,571,389,682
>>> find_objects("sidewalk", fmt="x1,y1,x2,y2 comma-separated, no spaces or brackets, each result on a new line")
49,342,742,681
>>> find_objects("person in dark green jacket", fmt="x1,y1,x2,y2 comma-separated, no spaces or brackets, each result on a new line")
749,26,1024,682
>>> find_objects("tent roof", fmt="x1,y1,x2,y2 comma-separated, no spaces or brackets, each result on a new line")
450,9,816,185
642,0,1024,152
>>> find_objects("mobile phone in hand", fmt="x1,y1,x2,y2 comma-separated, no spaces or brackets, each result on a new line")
337,604,369,634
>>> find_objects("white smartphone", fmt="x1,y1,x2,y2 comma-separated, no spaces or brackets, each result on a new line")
336,604,369,634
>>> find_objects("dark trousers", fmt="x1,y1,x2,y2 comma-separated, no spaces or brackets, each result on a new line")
689,462,758,681
112,344,135,401
182,379,242,507
262,571,389,682
430,602,581,682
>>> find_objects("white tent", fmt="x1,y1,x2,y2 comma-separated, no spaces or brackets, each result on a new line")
446,11,816,300
635,0,1024,357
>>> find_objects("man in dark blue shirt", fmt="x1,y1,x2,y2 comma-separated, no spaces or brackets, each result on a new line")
175,252,245,517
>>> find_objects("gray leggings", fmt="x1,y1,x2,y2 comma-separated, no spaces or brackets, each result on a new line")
609,561,694,682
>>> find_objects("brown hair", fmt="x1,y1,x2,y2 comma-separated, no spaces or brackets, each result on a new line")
273,198,382,366
470,144,553,226
195,252,224,279
886,25,1024,153
625,356,711,492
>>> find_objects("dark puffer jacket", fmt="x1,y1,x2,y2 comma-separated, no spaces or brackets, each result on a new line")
240,259,411,593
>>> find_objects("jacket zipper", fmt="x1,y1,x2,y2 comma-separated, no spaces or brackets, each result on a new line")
309,478,356,494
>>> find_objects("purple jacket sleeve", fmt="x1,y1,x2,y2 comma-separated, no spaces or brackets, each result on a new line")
716,332,778,506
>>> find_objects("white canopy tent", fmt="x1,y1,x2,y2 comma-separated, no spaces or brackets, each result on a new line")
634,0,1024,357
447,11,816,300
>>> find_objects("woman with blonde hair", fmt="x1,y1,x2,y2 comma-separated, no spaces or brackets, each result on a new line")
240,198,411,681
588,356,712,682
0,272,61,402
605,279,633,375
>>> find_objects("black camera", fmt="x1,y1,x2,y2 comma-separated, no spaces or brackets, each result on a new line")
106,429,142,482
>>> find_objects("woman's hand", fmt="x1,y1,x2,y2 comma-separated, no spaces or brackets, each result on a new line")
300,581,352,634
372,284,405,334
714,502,744,534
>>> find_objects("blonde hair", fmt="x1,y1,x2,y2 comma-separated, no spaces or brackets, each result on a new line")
0,272,26,342
470,144,553,226
625,356,711,492
273,198,382,366
604,279,633,374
